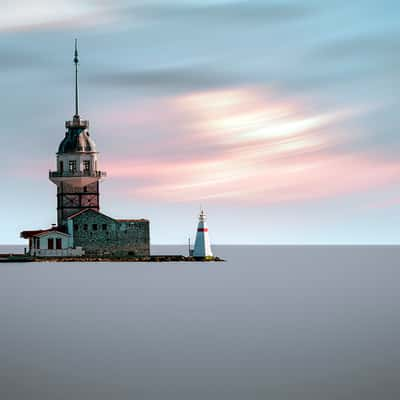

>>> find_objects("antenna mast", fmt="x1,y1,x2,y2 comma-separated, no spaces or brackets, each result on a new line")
74,39,79,117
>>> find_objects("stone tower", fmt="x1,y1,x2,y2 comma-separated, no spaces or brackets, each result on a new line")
49,40,106,227
193,209,213,258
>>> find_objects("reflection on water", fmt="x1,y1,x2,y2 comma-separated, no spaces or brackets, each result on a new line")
0,245,400,400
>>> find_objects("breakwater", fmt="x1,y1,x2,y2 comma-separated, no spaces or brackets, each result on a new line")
0,254,224,263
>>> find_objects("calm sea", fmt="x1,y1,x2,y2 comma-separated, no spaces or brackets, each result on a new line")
1,244,400,399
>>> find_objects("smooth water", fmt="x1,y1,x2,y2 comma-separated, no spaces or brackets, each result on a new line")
1,245,400,399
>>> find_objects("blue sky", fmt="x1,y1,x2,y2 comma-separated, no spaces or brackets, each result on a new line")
1,0,400,244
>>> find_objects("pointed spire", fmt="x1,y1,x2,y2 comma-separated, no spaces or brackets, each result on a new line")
74,39,79,117
66,39,88,129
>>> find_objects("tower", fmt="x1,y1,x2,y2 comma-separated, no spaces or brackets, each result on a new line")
193,209,213,258
49,40,106,227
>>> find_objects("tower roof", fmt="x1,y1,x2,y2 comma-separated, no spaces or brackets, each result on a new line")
58,124,96,154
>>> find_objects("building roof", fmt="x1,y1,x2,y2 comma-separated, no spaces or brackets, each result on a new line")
66,208,149,223
66,208,94,220
117,219,149,223
66,208,116,222
20,226,68,239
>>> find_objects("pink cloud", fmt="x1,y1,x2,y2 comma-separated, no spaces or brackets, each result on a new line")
104,153,400,204
97,86,398,205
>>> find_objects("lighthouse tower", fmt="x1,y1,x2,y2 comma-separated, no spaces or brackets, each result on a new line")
49,40,106,227
193,209,213,258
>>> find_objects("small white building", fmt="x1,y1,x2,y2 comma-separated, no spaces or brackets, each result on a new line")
193,209,213,258
21,228,84,257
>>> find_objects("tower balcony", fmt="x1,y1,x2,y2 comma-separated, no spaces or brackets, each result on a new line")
49,170,106,179
49,170,106,186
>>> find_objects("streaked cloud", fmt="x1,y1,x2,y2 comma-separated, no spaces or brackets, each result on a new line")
315,33,400,61
0,47,43,70
111,153,400,204
0,0,315,33
90,66,233,93
99,86,394,204
121,1,316,24
0,0,113,32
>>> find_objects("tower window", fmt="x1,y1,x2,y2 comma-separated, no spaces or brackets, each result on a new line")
102,224,107,231
69,160,77,173
74,224,79,231
59,161,64,172
83,160,90,172
92,224,98,231
83,224,88,231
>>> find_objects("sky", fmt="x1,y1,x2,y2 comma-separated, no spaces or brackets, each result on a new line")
1,0,400,244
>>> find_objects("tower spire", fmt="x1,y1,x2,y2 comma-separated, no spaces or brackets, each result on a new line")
73,39,79,117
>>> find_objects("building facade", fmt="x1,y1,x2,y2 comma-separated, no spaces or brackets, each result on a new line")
67,209,150,257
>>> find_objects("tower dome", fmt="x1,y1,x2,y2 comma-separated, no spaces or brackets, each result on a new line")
58,121,97,154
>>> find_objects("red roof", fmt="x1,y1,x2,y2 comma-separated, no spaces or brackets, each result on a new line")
66,208,94,220
20,226,67,239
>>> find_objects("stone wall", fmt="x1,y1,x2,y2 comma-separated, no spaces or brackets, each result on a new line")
71,210,150,256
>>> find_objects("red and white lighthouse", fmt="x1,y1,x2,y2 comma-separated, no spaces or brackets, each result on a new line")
193,209,213,258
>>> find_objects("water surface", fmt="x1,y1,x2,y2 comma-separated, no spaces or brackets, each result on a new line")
1,245,399,399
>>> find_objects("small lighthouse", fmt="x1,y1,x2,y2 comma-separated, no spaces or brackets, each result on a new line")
193,209,213,259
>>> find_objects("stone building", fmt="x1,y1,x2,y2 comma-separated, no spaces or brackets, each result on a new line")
66,209,149,257
21,40,150,257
